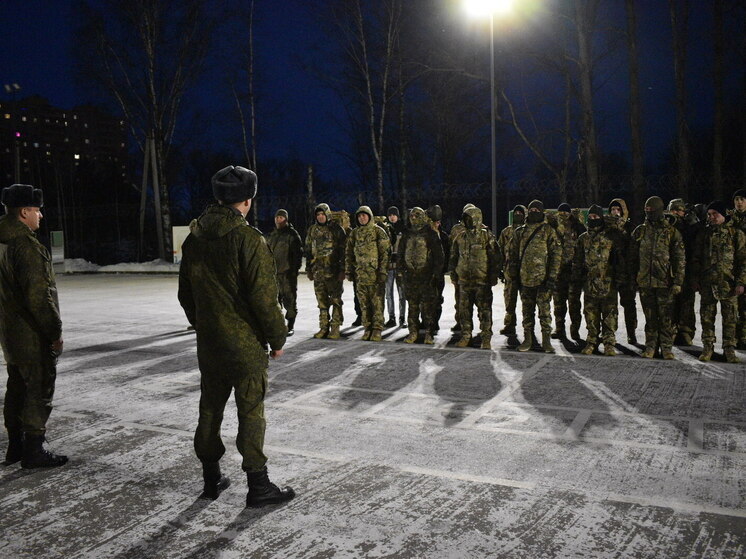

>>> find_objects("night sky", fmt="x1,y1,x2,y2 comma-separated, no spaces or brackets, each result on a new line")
0,0,737,185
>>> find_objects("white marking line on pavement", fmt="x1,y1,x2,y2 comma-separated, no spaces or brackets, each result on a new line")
604,492,746,519
399,465,536,490
562,410,592,440
687,418,704,452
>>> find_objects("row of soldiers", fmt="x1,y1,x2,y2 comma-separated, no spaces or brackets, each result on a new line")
265,189,746,363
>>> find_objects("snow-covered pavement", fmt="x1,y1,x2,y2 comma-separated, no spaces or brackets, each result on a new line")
1,274,744,558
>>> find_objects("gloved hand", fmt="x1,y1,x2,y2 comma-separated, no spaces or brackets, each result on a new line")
306,269,314,281
671,285,682,296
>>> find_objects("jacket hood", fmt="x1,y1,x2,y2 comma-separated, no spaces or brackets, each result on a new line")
189,204,247,240
0,215,32,243
355,205,374,225
609,198,629,221
462,206,483,230
314,203,331,224
409,207,428,230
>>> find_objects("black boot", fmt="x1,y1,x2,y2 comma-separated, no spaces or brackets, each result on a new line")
286,318,295,337
200,462,231,500
351,315,363,327
246,467,295,508
4,431,22,465
21,434,68,469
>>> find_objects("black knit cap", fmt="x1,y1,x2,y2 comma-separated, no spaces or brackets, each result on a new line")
609,200,623,210
426,204,442,222
1,184,43,207
588,204,604,218
387,206,400,217
707,200,728,218
512,204,526,215
557,202,571,213
528,199,544,211
211,165,257,203
733,188,746,200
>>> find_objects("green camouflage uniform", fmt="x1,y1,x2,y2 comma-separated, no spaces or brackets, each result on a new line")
573,222,626,347
178,204,287,472
508,218,561,339
669,212,698,341
345,206,390,333
267,221,302,321
397,208,445,338
629,216,685,353
305,204,347,331
553,212,586,335
607,198,638,340
449,207,498,342
449,219,468,327
691,222,746,350
730,210,746,345
497,222,520,336
0,215,62,438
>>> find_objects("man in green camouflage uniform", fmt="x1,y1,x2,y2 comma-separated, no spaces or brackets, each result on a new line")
552,203,586,340
629,196,685,360
0,184,67,469
496,204,526,343
667,198,698,345
449,206,499,349
448,203,476,332
267,209,302,336
508,200,561,353
345,206,390,341
179,165,294,507
305,203,347,339
691,201,746,363
731,189,746,349
397,207,444,345
607,198,638,343
573,205,626,356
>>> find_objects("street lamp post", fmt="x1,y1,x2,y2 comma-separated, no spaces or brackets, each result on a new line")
4,83,22,183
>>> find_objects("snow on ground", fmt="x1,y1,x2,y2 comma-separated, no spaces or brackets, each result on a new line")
63,258,180,273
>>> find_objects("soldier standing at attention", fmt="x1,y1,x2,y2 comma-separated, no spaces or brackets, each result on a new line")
629,196,685,360
691,201,746,363
397,207,444,345
448,203,476,333
0,184,66,468
345,206,391,341
267,209,303,336
667,198,698,346
449,205,499,349
552,203,586,341
305,203,347,340
496,204,526,345
730,189,746,349
178,165,294,507
607,198,638,343
427,205,450,333
384,206,406,328
573,205,626,356
508,200,561,353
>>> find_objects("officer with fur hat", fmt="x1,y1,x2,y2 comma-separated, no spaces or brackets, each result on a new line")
267,209,303,336
179,165,294,507
629,196,685,359
731,188,746,348
0,184,67,469
691,200,746,363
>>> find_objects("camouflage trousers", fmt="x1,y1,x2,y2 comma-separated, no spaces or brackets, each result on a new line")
458,283,493,338
737,292,746,344
313,275,344,328
356,282,385,331
520,285,553,336
700,287,737,349
618,285,638,336
502,279,519,335
404,279,437,335
277,272,298,321
672,286,696,337
639,287,675,351
553,266,582,330
194,352,269,472
3,355,57,436
583,290,618,346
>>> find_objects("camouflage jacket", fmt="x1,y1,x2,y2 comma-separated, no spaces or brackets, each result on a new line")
345,206,390,285
555,213,587,267
496,224,517,278
178,205,287,364
691,223,746,298
507,220,561,288
267,223,302,275
0,215,62,364
629,218,685,289
305,208,347,278
449,207,499,285
572,226,626,298
397,223,444,284
730,210,746,235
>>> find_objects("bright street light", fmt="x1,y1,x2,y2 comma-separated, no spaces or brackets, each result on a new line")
464,0,513,18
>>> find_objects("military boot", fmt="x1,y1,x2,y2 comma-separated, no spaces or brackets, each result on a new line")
327,324,341,340
246,467,295,508
286,318,295,337
351,315,363,327
737,340,746,351
661,348,675,360
627,333,638,345
21,435,67,469
640,347,655,359
580,343,595,355
4,431,22,465
518,332,533,352
424,333,435,345
724,347,740,364
361,329,372,341
551,324,566,339
675,332,693,346
385,316,396,328
455,334,471,348
370,329,382,342
699,344,714,362
404,329,417,344
542,332,555,354
451,323,461,333
313,311,329,339
200,462,231,500
480,336,491,350
570,324,581,341
499,326,515,336
603,344,616,357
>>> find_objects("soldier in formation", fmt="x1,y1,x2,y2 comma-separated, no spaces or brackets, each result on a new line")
384,206,406,328
607,198,638,343
667,198,699,346
732,189,746,349
496,205,525,345
427,205,450,333
267,209,303,336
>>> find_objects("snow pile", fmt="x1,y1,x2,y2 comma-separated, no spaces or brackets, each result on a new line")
63,259,101,272
62,258,180,273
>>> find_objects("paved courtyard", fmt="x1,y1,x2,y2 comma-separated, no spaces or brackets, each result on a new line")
0,274,744,558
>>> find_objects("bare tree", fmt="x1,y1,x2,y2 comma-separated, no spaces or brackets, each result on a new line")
669,0,692,198
625,0,645,217
712,0,725,199
75,0,213,261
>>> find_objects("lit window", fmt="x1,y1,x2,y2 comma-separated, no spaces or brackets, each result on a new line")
64,121,68,127
3,114,9,119
74,154,80,160
21,116,26,121
46,151,51,156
